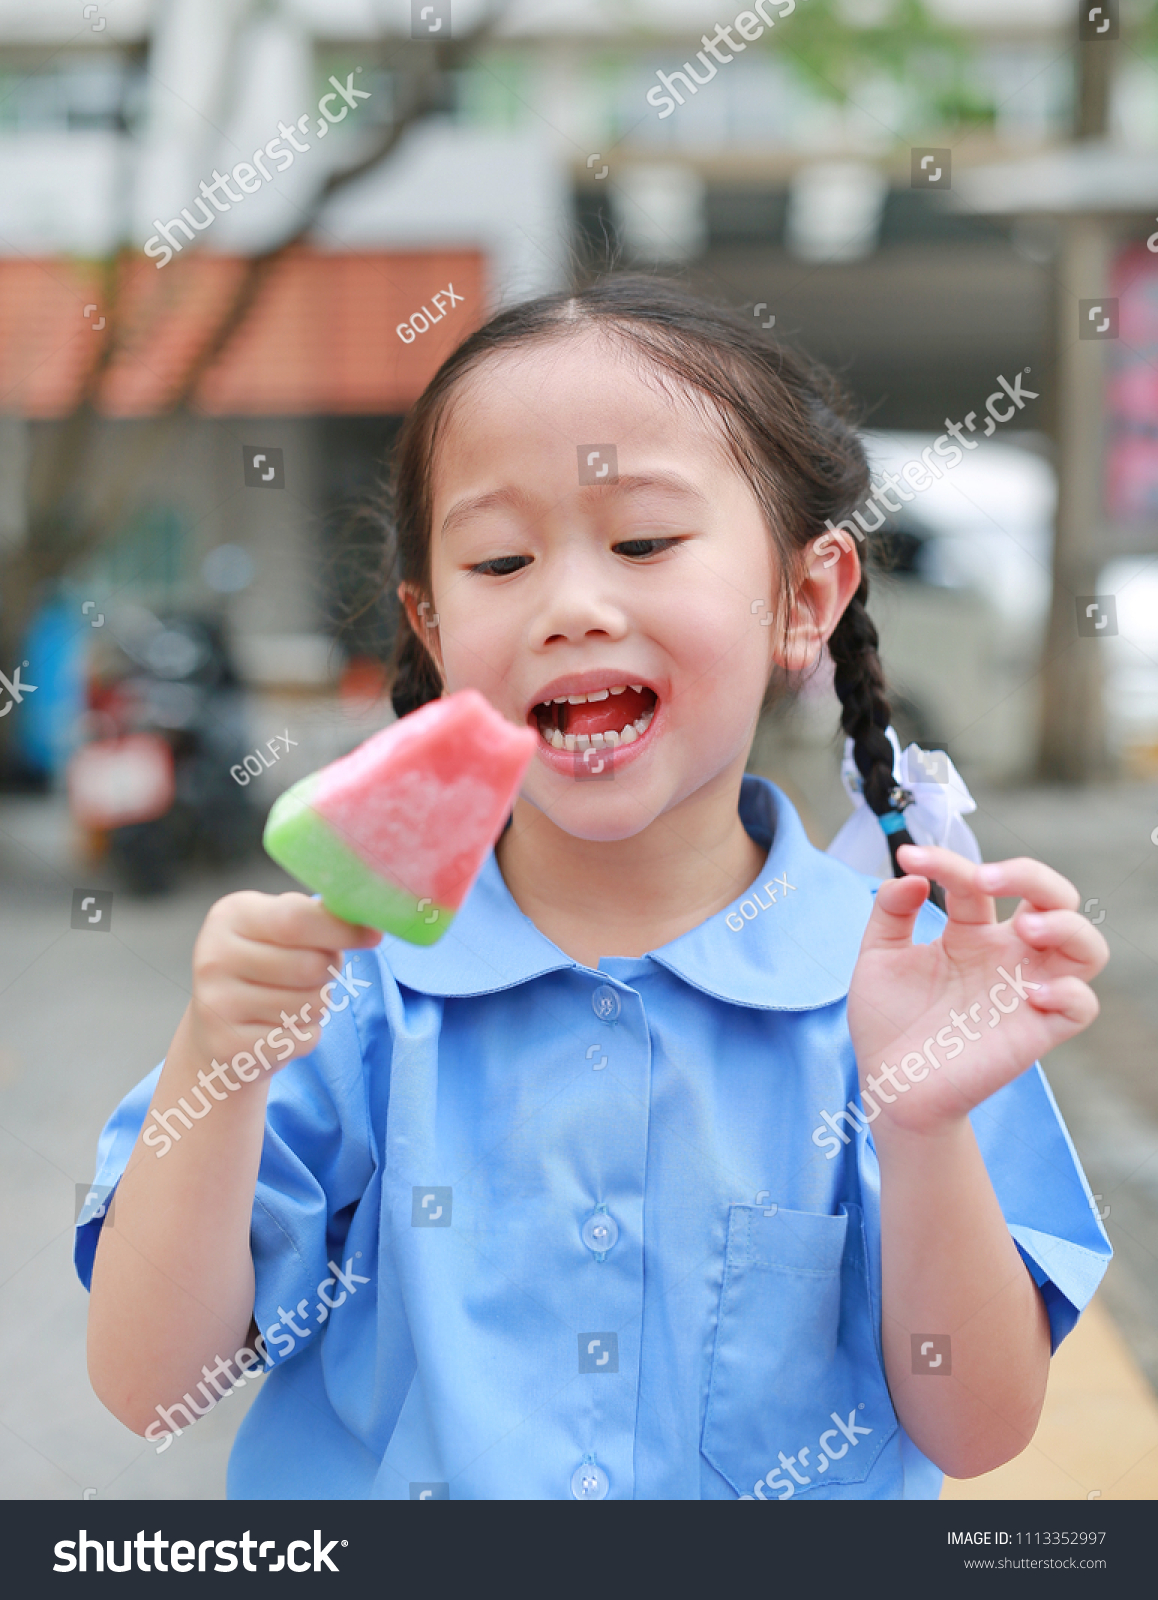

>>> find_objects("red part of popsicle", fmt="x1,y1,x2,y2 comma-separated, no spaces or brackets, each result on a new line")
311,689,537,910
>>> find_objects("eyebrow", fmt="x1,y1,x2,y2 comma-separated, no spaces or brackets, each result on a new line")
440,485,537,540
439,472,709,539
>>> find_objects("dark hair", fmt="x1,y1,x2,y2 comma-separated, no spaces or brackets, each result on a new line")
382,273,919,879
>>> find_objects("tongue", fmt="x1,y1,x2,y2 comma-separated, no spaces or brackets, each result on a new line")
566,687,651,737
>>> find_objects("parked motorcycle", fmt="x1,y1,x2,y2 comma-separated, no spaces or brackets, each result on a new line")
68,609,261,893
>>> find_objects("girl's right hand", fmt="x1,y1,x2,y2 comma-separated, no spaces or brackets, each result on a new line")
185,891,382,1072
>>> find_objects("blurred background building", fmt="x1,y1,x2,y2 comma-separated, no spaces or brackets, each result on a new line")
0,0,1156,788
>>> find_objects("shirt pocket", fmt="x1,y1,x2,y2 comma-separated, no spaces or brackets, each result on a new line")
701,1202,898,1498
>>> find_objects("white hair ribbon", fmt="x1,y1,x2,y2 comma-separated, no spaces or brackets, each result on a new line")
825,726,982,879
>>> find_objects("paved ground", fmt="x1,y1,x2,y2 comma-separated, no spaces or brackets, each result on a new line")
1,697,1155,1500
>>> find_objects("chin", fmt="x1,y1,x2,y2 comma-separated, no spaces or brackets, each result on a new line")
521,784,661,844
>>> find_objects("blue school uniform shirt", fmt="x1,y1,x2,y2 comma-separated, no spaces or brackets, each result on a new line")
76,775,1111,1501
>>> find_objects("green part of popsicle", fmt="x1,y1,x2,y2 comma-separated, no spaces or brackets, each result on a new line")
263,776,454,945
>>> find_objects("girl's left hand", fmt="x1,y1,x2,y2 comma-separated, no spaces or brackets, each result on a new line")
846,844,1109,1138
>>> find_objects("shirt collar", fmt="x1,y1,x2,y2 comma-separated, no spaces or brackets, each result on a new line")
378,774,875,1010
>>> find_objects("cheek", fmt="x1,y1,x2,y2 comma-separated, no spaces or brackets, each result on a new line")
430,578,521,701
657,519,777,651
438,620,512,699
661,585,776,713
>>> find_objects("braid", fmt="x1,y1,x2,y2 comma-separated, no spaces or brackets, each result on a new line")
829,575,894,811
389,616,443,720
828,572,923,885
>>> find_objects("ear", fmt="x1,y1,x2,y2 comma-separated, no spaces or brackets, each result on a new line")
773,529,863,672
397,581,445,682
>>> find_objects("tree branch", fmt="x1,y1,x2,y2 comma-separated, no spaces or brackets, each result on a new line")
24,4,511,573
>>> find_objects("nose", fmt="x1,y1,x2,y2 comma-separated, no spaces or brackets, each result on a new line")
531,546,629,649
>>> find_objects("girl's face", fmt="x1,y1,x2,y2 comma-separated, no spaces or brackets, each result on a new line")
416,331,808,843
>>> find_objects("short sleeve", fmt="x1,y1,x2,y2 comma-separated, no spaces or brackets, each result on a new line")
908,896,1111,1352
969,1064,1110,1350
249,993,377,1371
74,1063,162,1291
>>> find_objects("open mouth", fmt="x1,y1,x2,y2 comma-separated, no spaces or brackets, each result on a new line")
531,684,658,752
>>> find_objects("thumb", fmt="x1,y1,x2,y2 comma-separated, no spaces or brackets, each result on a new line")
859,874,930,954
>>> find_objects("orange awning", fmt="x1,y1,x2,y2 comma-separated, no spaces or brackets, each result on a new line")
0,247,486,418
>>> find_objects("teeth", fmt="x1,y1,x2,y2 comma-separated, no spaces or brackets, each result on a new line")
550,729,564,749
564,733,577,751
546,687,630,705
629,684,644,693
590,732,605,747
619,723,637,744
603,729,619,747
575,734,591,749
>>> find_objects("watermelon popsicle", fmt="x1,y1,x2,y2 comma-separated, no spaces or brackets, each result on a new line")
263,689,536,945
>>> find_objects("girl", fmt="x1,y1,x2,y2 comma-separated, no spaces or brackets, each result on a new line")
79,276,1111,1501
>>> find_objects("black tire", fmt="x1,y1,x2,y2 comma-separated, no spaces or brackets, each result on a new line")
108,808,195,895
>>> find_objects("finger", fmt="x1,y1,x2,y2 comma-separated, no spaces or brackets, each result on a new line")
1013,908,1110,977
895,845,996,926
976,856,1080,913
857,873,931,953
201,984,334,1034
225,891,382,951
1023,974,1100,1031
216,935,340,991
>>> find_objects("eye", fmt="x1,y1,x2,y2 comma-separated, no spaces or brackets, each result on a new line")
470,555,531,577
613,537,682,559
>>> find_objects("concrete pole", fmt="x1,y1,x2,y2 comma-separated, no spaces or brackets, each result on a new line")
1035,6,1117,782
1036,213,1112,782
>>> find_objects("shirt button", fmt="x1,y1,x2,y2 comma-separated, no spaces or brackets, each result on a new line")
581,1212,619,1256
571,1456,609,1500
591,984,620,1022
